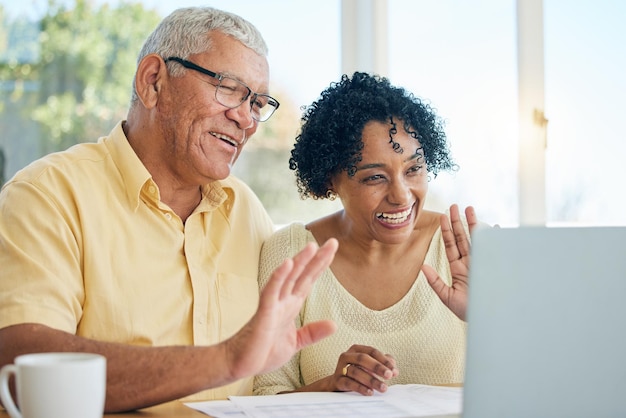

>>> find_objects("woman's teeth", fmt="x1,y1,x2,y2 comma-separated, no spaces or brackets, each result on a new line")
376,206,412,224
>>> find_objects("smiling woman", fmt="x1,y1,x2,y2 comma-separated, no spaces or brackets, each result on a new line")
253,71,491,396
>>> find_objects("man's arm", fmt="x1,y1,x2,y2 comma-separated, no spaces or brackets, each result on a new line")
0,324,222,412
0,239,338,413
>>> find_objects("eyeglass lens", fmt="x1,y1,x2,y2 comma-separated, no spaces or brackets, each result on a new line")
215,76,278,122
164,57,279,122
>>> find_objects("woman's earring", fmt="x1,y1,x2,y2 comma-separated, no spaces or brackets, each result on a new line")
326,190,337,201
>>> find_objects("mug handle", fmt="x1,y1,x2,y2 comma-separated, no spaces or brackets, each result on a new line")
0,364,22,418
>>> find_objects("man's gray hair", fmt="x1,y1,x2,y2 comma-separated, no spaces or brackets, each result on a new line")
130,7,268,104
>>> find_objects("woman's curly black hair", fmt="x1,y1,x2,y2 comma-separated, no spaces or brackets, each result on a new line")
289,71,457,200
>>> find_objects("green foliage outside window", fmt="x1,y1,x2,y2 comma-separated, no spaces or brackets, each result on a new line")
0,0,339,224
1,1,162,152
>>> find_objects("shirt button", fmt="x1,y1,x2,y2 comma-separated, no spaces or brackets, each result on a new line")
148,185,156,194
165,213,172,220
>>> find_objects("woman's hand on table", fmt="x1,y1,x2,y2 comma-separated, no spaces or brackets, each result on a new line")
326,344,399,395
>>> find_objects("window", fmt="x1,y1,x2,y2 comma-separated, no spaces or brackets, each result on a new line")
388,0,518,226
2,0,624,226
544,0,626,225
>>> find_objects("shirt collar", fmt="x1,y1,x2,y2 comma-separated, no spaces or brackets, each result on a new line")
103,121,230,212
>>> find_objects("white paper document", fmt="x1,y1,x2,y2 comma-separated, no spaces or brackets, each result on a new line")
185,384,463,418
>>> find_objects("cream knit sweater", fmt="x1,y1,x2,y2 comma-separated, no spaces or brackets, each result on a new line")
253,222,468,395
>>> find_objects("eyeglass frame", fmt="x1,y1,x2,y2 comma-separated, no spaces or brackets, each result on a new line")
163,56,280,122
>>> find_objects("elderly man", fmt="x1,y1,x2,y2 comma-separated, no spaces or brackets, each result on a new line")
0,7,337,413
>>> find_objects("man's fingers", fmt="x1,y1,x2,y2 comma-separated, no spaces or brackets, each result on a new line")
291,238,338,297
261,257,294,302
278,242,318,299
296,320,337,350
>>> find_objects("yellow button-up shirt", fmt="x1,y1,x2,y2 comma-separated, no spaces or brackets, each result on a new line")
0,121,274,400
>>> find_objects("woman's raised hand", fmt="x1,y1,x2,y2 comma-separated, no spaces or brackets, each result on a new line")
421,204,477,321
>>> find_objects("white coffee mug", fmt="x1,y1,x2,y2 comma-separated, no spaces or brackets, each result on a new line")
0,352,106,418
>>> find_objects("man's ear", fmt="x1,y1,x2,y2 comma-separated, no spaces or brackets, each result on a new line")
134,54,166,109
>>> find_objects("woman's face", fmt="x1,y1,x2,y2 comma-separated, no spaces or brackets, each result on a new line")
331,119,429,244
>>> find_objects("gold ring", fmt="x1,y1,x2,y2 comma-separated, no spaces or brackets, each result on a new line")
342,363,352,376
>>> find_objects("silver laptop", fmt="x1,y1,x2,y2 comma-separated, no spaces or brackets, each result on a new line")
462,226,626,418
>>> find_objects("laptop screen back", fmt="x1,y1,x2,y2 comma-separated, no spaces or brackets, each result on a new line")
462,226,626,418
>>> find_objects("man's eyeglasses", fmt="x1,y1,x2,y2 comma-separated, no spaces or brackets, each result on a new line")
164,57,280,122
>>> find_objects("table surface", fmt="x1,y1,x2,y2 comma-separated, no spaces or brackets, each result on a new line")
3,401,462,417
110,401,208,417
0,401,204,417
114,401,460,418
2,399,463,417
2,384,464,417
